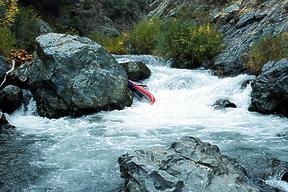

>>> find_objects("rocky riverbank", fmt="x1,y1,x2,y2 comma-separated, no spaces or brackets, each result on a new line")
0,1,287,191
146,0,288,76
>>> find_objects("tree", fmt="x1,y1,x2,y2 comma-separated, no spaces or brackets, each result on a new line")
0,0,19,27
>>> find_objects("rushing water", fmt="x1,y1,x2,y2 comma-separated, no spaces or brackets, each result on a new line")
2,55,288,191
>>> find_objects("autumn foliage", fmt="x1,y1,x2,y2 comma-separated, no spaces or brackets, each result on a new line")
0,0,19,27
7,49,33,67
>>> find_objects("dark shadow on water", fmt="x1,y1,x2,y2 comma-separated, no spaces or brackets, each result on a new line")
224,145,288,192
202,131,288,191
0,129,56,191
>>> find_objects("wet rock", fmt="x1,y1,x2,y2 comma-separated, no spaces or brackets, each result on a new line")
281,172,288,182
240,80,251,90
1,55,32,90
120,61,151,81
227,147,288,191
213,57,246,76
22,89,33,111
249,59,288,117
119,136,259,192
169,58,197,69
0,112,15,130
213,99,237,109
0,85,23,114
14,33,132,118
0,56,9,80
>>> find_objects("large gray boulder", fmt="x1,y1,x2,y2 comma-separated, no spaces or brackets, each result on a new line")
119,136,259,192
15,33,132,118
248,59,288,117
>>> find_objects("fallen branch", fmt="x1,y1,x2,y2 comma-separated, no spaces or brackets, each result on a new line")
0,60,15,89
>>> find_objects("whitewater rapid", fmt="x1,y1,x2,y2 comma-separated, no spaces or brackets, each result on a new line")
5,55,288,191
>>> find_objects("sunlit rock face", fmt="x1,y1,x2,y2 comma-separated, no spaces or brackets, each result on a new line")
119,136,259,192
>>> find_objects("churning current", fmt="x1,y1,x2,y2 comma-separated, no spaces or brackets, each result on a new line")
3,55,288,191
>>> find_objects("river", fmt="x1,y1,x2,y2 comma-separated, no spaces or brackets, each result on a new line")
2,55,288,191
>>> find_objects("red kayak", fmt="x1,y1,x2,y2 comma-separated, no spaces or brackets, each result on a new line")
128,80,156,105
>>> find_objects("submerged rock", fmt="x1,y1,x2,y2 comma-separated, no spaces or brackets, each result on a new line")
14,33,132,118
249,59,288,117
119,136,259,192
212,99,237,109
0,85,23,114
120,61,151,81
227,146,288,191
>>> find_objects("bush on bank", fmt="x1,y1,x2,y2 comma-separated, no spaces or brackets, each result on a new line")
0,27,16,56
128,17,161,54
155,19,223,68
89,32,129,54
245,32,288,75
11,7,40,52
93,17,224,68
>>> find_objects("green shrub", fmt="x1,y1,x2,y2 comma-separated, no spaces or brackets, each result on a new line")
103,0,148,21
103,0,128,19
89,32,129,54
88,15,224,68
11,7,39,52
54,22,79,35
155,19,192,63
245,32,288,75
128,17,161,54
156,19,224,68
83,0,93,10
176,4,210,24
53,5,80,35
0,27,16,56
